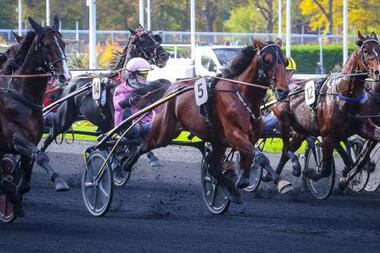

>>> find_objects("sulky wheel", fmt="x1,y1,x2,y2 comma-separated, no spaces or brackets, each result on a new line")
348,138,369,192
303,141,335,200
200,156,230,215
0,155,17,223
365,143,380,192
237,152,263,192
82,149,113,217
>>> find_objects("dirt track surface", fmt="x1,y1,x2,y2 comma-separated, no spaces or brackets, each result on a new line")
1,141,380,253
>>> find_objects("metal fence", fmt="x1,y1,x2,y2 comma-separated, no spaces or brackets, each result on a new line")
0,29,358,70
0,29,358,45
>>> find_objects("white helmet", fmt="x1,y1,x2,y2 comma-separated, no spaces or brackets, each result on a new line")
126,57,151,88
126,57,151,73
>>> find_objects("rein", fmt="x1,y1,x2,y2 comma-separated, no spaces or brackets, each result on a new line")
210,76,270,90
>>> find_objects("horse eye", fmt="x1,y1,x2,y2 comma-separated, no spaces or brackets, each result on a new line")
44,44,51,50
363,49,368,54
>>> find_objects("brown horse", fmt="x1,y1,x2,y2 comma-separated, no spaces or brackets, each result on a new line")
270,31,380,183
121,38,292,202
0,16,71,217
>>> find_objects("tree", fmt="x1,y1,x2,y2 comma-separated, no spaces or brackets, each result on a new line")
299,0,380,34
224,0,284,33
299,0,337,34
254,0,283,33
203,0,218,32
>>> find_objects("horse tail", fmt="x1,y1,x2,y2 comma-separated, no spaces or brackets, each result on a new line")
131,79,172,109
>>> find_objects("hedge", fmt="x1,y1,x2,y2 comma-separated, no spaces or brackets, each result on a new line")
290,44,357,74
162,44,359,74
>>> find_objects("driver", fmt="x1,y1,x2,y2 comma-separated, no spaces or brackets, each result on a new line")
113,57,161,167
262,56,297,135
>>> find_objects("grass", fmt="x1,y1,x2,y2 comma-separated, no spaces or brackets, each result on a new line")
49,120,310,154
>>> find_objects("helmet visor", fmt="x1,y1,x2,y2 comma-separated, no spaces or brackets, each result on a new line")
136,69,150,78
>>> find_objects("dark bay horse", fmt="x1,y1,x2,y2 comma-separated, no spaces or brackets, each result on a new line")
122,39,292,202
41,27,169,152
271,32,380,183
0,17,71,217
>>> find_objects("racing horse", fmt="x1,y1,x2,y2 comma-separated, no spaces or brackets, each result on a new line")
122,38,293,202
0,16,71,218
269,31,380,183
40,27,169,152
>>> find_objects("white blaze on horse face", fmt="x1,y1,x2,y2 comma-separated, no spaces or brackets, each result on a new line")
374,48,380,73
54,36,71,80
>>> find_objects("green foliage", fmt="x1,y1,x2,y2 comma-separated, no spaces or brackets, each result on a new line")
290,44,357,74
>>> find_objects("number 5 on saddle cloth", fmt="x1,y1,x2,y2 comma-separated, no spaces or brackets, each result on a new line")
194,77,219,142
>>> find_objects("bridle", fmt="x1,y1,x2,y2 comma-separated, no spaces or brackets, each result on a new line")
358,38,380,78
36,29,67,77
256,43,288,100
133,32,164,65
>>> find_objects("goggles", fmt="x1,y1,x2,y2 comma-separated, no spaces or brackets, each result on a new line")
135,69,150,78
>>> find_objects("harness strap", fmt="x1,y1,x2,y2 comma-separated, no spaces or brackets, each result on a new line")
235,88,261,122
337,92,368,103
7,89,43,112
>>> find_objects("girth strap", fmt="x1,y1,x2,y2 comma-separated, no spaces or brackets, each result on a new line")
8,89,43,112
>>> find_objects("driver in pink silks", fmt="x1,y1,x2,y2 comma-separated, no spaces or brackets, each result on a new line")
113,57,161,167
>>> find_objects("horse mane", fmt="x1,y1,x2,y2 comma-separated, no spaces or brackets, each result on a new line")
131,79,172,109
222,46,257,78
1,31,36,74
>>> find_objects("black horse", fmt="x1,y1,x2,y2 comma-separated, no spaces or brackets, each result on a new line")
0,16,71,219
41,27,169,152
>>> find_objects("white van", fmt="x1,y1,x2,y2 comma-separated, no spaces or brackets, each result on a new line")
194,46,243,76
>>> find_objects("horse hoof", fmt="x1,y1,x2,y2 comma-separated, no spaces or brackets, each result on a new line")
230,190,243,204
277,180,293,195
235,174,249,189
338,177,348,192
150,159,162,167
55,177,70,192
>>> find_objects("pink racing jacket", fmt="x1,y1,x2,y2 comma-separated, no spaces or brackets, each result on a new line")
113,82,153,127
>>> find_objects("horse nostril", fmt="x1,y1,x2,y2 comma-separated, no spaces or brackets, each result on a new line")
58,74,69,83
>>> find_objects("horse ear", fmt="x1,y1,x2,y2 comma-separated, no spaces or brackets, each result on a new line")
28,17,43,35
52,15,59,31
153,34,162,44
127,27,136,35
274,38,283,47
356,31,365,47
11,30,22,43
252,38,265,48
371,31,378,41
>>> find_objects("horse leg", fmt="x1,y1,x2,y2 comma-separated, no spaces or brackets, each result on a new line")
334,141,352,177
230,128,292,194
146,151,161,167
122,106,179,173
41,99,78,152
339,140,376,190
304,136,334,181
15,132,69,194
207,145,243,204
34,151,70,191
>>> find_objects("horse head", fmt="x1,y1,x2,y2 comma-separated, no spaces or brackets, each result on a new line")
28,16,71,85
356,31,380,81
129,27,169,68
253,38,289,101
0,32,23,69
